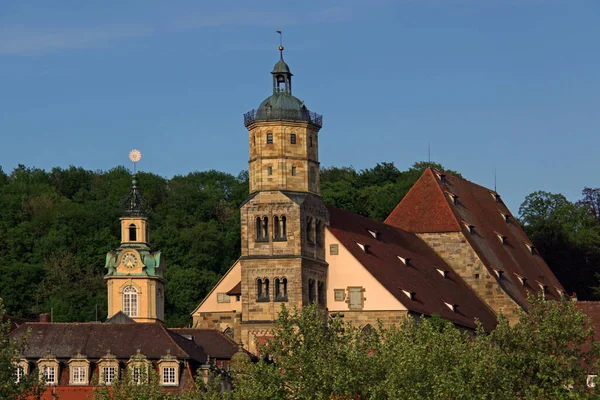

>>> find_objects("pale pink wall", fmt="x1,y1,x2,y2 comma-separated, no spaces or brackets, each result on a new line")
325,229,407,312
193,261,242,314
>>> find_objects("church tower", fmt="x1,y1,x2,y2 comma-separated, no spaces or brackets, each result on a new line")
239,43,329,347
105,172,166,323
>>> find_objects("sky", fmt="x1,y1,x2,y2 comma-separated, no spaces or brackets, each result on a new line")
0,0,598,213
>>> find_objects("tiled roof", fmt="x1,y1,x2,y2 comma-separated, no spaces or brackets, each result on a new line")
226,282,242,296
385,168,565,309
170,328,243,360
11,323,206,362
327,206,498,331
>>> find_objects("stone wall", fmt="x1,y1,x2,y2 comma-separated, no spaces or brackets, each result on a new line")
418,232,520,323
334,310,409,329
193,311,242,342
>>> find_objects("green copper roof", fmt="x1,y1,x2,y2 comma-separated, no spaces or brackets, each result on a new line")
272,58,292,75
256,92,306,118
104,249,165,279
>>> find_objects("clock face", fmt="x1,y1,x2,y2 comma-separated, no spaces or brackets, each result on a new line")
122,253,137,269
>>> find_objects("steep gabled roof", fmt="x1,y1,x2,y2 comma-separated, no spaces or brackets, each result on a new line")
385,168,565,308
327,206,497,331
11,323,207,362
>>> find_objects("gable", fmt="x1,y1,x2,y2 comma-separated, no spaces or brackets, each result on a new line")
191,260,241,315
385,169,460,232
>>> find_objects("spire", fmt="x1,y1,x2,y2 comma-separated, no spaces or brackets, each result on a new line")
121,175,149,217
272,30,292,95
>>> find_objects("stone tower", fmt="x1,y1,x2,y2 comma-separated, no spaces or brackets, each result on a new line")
239,45,329,347
104,175,166,323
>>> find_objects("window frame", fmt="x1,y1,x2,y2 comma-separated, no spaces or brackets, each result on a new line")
123,285,138,317
102,366,116,385
162,366,177,386
43,366,56,385
330,244,339,255
348,287,364,310
290,133,297,144
217,293,230,303
266,132,273,144
334,289,345,301
71,366,87,385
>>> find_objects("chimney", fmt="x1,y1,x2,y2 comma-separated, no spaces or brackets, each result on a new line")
39,313,50,323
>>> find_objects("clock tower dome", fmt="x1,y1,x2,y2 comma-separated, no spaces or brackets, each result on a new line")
104,174,166,323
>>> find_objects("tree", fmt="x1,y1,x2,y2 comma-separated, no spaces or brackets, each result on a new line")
0,298,45,399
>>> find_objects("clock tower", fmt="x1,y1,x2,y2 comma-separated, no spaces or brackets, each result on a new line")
104,173,166,323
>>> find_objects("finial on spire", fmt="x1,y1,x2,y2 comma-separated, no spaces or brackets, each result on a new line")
276,30,284,58
129,149,142,174
121,149,149,217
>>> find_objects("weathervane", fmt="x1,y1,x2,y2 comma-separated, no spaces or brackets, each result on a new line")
129,149,142,174
276,30,283,53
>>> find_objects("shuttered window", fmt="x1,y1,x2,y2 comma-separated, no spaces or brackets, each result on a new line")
348,287,363,309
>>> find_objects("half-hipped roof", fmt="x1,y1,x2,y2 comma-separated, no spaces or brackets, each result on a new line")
385,168,565,309
327,205,498,331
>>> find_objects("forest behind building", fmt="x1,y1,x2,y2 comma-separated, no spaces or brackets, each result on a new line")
0,161,599,326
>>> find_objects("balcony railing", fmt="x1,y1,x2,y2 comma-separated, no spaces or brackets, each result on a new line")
244,108,323,128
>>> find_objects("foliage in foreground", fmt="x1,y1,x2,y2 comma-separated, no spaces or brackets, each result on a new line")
235,298,600,400
0,298,45,400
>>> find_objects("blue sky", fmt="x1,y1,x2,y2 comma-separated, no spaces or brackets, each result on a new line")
0,0,598,213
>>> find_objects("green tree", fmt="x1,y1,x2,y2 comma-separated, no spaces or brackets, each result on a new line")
0,298,45,399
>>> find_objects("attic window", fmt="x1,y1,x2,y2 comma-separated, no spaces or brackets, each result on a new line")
490,192,501,203
463,222,475,234
368,230,380,240
444,302,458,312
356,242,369,253
446,192,458,205
437,268,448,278
435,172,446,182
402,290,415,300
556,287,565,298
492,268,504,279
501,213,510,223
525,243,536,254
515,274,527,286
397,256,410,265
537,282,548,294
496,233,507,244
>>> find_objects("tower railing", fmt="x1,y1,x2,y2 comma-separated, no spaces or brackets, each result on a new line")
243,108,323,128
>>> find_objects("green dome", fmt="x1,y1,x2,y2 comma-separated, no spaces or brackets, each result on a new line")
256,92,306,120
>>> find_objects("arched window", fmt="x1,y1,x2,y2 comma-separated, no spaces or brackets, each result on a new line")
256,217,262,240
262,217,269,239
281,216,287,239
308,279,316,304
316,220,322,245
263,279,270,300
362,324,375,337
123,286,138,317
274,216,280,239
257,279,263,299
306,217,313,243
275,278,288,301
129,224,137,242
318,281,326,306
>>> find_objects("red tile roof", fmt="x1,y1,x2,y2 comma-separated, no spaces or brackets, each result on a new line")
327,205,497,331
226,282,242,296
385,168,565,309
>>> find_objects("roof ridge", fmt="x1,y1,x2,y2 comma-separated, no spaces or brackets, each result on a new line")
159,324,192,359
431,168,498,194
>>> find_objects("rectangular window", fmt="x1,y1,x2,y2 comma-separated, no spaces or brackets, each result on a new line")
266,133,273,144
310,136,313,147
72,366,87,384
162,367,176,385
290,133,296,144
217,293,230,303
348,287,363,310
133,367,142,384
102,367,116,385
291,166,297,176
267,166,273,176
43,366,56,385
334,289,345,301
330,244,339,255
15,365,24,383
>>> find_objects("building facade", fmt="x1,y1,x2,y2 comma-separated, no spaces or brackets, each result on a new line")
192,46,565,353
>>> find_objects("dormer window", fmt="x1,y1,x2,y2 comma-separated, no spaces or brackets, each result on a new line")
496,233,507,244
501,213,510,223
491,192,501,203
368,230,380,240
515,274,527,286
435,172,447,182
446,192,458,205
444,302,458,312
537,282,548,295
402,290,415,300
357,242,369,253
463,222,475,234
493,268,504,279
437,268,448,278
397,256,410,265
525,243,536,254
